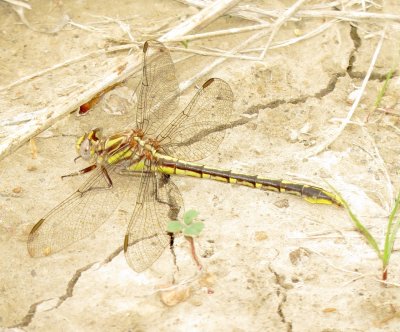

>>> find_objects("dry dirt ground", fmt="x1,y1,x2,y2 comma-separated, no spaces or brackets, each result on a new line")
1,1,400,331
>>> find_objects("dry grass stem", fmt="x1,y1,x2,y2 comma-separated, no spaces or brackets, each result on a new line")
176,0,269,23
375,108,400,117
248,8,400,24
167,22,272,42
341,273,373,287
290,232,400,241
179,28,271,92
310,249,400,288
3,0,31,9
375,279,400,288
238,20,337,53
68,20,106,33
307,248,363,276
160,0,241,42
293,9,400,23
259,0,308,60
170,46,258,61
178,0,358,22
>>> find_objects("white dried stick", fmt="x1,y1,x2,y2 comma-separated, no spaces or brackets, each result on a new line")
160,0,241,42
259,0,308,60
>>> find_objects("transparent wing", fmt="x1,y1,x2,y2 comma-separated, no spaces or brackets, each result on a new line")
157,78,234,161
136,40,179,137
27,165,136,257
124,160,183,272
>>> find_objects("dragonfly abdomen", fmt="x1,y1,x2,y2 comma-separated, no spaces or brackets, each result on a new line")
156,155,342,206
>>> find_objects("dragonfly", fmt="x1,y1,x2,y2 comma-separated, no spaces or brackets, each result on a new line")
28,40,342,273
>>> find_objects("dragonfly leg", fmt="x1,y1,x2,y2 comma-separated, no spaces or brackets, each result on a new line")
62,165,114,196
61,164,97,179
79,165,113,195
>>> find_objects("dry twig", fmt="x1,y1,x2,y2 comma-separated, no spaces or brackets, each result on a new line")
160,0,241,42
259,0,308,60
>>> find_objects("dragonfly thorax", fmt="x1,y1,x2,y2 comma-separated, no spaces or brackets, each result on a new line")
88,129,160,166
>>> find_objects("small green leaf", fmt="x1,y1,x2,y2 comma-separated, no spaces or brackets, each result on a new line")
183,209,199,225
166,220,184,233
183,222,204,237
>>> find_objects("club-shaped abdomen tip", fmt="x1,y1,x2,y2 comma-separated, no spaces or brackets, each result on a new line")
124,234,129,252
203,78,215,89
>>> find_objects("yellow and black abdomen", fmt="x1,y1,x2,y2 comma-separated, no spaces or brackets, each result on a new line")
157,155,342,206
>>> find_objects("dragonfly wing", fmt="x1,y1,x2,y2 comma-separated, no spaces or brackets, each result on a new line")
157,78,234,161
124,161,183,272
136,40,179,136
28,165,135,257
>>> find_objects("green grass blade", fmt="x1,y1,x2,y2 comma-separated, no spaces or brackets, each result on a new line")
327,183,382,259
384,190,400,263
373,67,396,109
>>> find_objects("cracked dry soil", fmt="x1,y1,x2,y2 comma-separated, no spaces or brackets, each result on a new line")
2,1,400,331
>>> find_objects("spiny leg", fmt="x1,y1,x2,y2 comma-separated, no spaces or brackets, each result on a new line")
62,165,114,194
61,164,97,179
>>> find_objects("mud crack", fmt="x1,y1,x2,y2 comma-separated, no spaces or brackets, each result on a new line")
10,246,124,328
245,71,345,115
56,246,124,308
347,24,397,80
246,22,397,117
9,298,50,329
346,24,361,78
268,263,292,332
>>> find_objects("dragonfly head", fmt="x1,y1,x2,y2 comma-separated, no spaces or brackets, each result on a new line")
76,128,102,161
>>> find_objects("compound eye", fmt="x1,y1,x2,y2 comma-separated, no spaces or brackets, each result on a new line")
80,138,91,160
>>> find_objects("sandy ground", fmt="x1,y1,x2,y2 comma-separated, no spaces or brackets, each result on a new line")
1,0,400,331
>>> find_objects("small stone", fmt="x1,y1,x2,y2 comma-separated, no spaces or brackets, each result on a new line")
159,286,191,307
201,248,214,258
347,88,362,104
289,248,310,265
12,186,22,194
274,199,289,208
300,122,312,134
289,130,299,142
254,231,268,241
199,272,216,288
189,297,203,306
294,28,302,36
